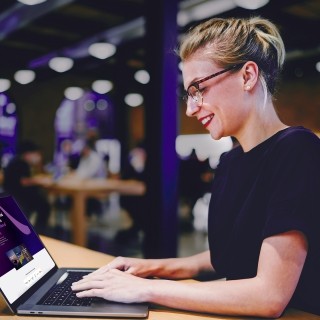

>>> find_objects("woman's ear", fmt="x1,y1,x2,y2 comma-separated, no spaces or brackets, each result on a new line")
242,61,259,91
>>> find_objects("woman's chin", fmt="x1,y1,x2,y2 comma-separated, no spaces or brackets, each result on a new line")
209,129,223,141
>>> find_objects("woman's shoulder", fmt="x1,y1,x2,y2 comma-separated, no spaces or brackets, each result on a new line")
218,145,242,166
274,126,320,150
218,126,320,167
278,126,318,139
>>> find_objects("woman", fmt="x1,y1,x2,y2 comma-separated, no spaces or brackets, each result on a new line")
72,17,320,317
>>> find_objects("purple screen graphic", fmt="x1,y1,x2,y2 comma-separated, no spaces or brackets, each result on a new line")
0,195,44,276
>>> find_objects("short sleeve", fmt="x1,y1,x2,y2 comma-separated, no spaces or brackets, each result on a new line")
263,130,320,244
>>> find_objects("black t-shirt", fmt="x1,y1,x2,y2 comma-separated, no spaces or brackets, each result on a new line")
208,126,320,315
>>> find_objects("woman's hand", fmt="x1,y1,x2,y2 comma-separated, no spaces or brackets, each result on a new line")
86,256,156,278
71,268,151,303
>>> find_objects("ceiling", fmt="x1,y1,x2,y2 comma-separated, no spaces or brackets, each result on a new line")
0,0,319,97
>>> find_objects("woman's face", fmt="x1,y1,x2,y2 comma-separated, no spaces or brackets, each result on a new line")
182,54,251,141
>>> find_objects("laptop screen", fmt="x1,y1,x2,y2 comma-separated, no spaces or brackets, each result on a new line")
0,195,55,304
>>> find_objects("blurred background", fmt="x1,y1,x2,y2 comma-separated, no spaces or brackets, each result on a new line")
0,0,320,258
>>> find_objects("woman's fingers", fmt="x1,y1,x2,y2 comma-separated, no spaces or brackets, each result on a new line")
71,269,148,303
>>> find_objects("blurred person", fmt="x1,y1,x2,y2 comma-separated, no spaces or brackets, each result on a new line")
179,150,210,208
115,143,147,244
75,139,106,180
50,139,80,214
54,139,80,175
178,150,214,231
54,138,107,217
72,17,320,317
3,140,51,233
75,139,107,216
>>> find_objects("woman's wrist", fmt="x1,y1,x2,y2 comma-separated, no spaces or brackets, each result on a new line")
149,257,198,279
145,279,173,304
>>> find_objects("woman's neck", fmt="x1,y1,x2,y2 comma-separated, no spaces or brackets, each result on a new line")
236,103,288,153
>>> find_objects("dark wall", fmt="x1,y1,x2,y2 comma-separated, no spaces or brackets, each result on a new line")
276,76,320,131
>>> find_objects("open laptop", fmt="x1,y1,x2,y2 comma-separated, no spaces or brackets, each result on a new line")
0,194,148,318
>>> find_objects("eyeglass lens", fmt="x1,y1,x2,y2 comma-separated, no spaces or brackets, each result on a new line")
188,86,201,103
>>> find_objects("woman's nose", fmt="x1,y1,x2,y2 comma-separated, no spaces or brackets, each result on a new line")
186,100,200,117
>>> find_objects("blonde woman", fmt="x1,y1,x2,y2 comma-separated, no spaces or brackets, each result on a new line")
72,17,320,318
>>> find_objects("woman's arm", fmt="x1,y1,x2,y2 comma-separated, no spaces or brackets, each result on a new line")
87,250,214,280
147,230,307,318
73,231,307,318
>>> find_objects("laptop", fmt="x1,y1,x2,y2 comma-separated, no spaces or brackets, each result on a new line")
0,194,148,318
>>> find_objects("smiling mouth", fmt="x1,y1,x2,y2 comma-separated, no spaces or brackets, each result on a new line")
200,114,214,128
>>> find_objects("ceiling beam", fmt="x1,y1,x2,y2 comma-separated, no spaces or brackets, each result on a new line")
0,0,75,41
29,16,145,69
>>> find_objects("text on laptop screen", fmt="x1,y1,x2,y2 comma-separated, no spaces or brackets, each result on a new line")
0,195,55,303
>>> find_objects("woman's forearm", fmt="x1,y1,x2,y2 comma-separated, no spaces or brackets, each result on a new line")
145,233,307,318
146,277,284,318
147,250,213,279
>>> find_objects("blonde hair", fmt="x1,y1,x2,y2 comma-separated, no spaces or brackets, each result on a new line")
179,16,285,96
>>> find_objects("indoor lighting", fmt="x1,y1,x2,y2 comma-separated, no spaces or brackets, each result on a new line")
315,62,320,72
64,87,84,101
233,0,269,10
84,100,95,112
178,0,236,27
96,99,108,110
92,80,113,94
134,70,150,84
0,79,11,92
14,70,36,84
6,103,16,115
17,0,47,5
49,57,74,73
124,93,143,107
88,42,116,60
0,94,7,106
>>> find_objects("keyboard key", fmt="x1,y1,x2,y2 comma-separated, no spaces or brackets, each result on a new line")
38,271,92,306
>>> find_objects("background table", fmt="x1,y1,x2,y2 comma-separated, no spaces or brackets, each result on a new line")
39,176,146,246
0,236,319,320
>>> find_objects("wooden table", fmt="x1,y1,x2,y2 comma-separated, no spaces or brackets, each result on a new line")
0,236,319,320
38,176,146,247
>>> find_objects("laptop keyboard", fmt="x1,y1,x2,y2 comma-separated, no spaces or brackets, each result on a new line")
38,271,101,307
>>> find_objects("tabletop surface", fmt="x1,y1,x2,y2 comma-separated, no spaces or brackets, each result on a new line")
0,236,319,320
35,174,146,195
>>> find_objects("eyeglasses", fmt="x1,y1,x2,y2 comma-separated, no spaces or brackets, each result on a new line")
183,64,241,106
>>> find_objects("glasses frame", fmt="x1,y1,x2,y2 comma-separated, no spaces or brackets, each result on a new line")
184,64,243,104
